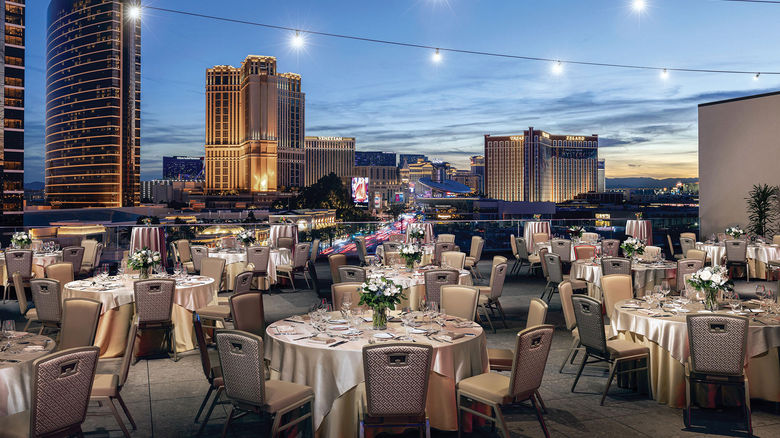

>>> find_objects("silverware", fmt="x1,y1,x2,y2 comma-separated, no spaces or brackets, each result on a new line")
329,340,348,348
432,336,452,344
752,317,766,325
283,319,304,324
292,334,315,341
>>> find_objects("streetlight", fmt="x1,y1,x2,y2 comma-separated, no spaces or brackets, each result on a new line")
432,48,442,63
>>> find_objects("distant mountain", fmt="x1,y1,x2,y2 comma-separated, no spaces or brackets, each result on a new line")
24,181,44,191
606,177,698,189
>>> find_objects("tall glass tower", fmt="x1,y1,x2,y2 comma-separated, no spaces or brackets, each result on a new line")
1,0,24,225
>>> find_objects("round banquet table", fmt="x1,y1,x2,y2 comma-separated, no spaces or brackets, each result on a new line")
0,252,63,287
626,219,653,245
366,265,472,311
63,275,215,357
695,242,780,280
265,312,488,437
0,332,56,416
523,221,551,252
571,259,677,300
209,248,290,287
536,242,603,262
129,226,167,266
405,223,434,244
610,299,780,407
374,244,434,266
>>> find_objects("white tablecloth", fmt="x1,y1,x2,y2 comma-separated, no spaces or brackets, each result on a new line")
406,222,434,244
130,227,167,266
269,224,298,248
571,260,677,299
0,332,56,417
695,242,780,265
209,249,291,284
626,220,652,245
523,221,551,252
366,266,471,310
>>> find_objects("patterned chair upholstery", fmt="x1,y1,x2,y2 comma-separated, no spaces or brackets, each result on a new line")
4,249,33,302
601,239,621,258
190,246,209,273
581,232,600,243
13,272,39,333
62,246,85,277
676,259,704,291
229,291,265,336
601,257,631,276
388,234,405,242
423,269,459,305
310,238,320,263
574,245,597,260
233,270,254,295
337,266,366,284
550,239,572,263
45,262,74,287
58,298,102,351
30,278,62,335
276,243,312,291
382,241,402,255
332,282,362,310
276,236,294,251
433,242,456,265
488,298,549,372
134,279,177,361
80,239,100,274
532,232,550,247
440,285,478,321
464,236,484,276
725,239,750,281
328,254,347,283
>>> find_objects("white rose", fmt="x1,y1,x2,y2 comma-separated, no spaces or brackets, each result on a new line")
153,255,160,261
699,270,712,281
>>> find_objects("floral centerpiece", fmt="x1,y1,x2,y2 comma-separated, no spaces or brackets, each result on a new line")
533,214,542,220
635,212,644,220
237,230,255,246
687,265,733,311
620,237,645,258
127,247,161,279
567,225,584,239
725,226,745,239
399,243,423,269
142,218,152,226
359,275,405,330
11,232,31,249
407,227,425,242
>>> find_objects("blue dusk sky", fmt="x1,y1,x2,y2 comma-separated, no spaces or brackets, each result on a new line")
24,0,780,182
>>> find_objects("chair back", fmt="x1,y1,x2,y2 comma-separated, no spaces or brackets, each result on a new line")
441,251,466,270
774,234,780,245
293,243,311,268
424,269,459,304
680,232,697,241
687,314,748,376
433,242,456,265
558,281,577,331
539,248,550,280
601,239,620,257
328,254,347,282
666,234,676,258
190,246,209,272
200,257,226,293
581,232,600,243
510,234,518,257
508,325,555,400
516,237,530,261
437,234,455,243
118,320,138,388
62,246,85,275
544,252,564,284
640,245,662,261
310,239,320,263
12,272,30,317
5,249,33,278
574,245,596,260
601,274,633,319
30,278,62,324
526,298,548,328
169,242,180,264
440,285,478,320
680,237,696,257
382,242,402,254
550,239,572,262
134,279,176,324
276,236,294,251
81,239,99,269
59,298,102,350
233,270,254,294
487,263,508,299
354,237,369,265
230,291,265,336
245,246,270,275
469,236,484,260
389,234,405,243
363,343,433,417
30,346,99,438
571,295,608,356
601,257,631,276
94,243,103,269
532,232,549,247
215,330,266,408
725,240,747,263
677,259,704,291
174,240,192,262
332,282,362,309
45,262,74,285
338,266,366,283
686,249,707,264
193,313,214,380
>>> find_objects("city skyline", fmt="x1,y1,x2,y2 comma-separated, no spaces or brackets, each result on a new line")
21,0,780,183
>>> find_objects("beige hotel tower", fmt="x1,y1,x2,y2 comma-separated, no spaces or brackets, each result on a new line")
205,56,304,193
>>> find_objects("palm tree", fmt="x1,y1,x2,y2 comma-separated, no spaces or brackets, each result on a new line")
745,184,779,237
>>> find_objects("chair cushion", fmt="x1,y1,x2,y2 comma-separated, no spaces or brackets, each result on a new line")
464,257,476,267
25,308,38,321
563,276,587,290
477,286,490,295
0,410,29,438
91,373,119,397
197,305,231,319
528,254,541,264
184,261,196,273
264,379,313,413
217,297,229,305
487,348,513,369
457,372,511,404
276,265,293,273
478,294,490,305
606,339,649,359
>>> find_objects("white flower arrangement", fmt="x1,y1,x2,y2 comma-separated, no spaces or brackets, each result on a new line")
620,237,646,258
725,226,745,239
399,243,423,268
360,275,405,306
237,230,255,245
567,225,584,238
127,248,161,272
407,226,425,241
11,232,31,248
687,265,733,310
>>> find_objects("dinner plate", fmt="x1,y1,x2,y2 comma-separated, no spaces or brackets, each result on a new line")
410,328,428,334
329,325,349,331
697,310,713,313
329,319,348,324
373,333,394,339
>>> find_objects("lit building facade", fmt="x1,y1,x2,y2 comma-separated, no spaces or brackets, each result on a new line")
355,151,395,167
1,0,24,224
598,158,606,192
353,165,401,208
403,159,435,184
399,154,427,168
45,0,141,208
205,56,304,193
485,128,598,203
470,155,485,194
303,136,355,186
163,156,204,180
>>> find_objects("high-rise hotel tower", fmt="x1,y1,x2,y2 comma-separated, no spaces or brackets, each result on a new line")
205,56,305,193
1,0,24,224
485,128,598,203
45,0,141,208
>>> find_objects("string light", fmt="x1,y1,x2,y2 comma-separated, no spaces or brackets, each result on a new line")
432,48,442,63
660,68,669,79
291,30,305,49
632,0,647,12
128,5,141,20
754,72,761,80
552,60,564,75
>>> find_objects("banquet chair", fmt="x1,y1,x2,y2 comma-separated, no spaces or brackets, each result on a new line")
193,313,225,431
550,239,573,263
515,236,541,276
90,319,139,438
3,249,33,302
509,234,521,273
433,242,456,265
440,285,478,320
686,249,707,265
276,236,295,251
389,234,405,242
337,265,366,283
773,234,780,245
134,279,177,362
581,232,600,243
13,273,39,333
683,314,751,435
542,253,586,303
680,237,696,259
680,232,697,242
676,259,704,291
62,246,85,278
458,325,555,438
488,298,548,372
601,274,633,321
476,262,508,332
59,298,102,351
331,282,362,309
574,245,597,260
539,247,550,292
361,343,434,438
307,260,327,300
0,346,100,438
640,245,662,262
328,253,347,283
190,245,209,274
601,257,631,276
29,278,62,335
464,236,485,279
601,239,621,257
215,330,314,437
382,241,402,255
725,239,750,282
174,239,195,273
441,251,466,270
80,239,100,275
424,269,459,305
310,238,320,264
570,295,651,405
437,233,455,243
45,262,74,286
229,290,265,336
246,246,270,289
532,232,550,248
355,236,376,266
717,233,729,243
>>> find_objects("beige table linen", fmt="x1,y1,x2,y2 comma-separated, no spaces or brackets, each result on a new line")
0,332,56,417
375,244,434,266
266,313,488,437
366,266,472,311
571,260,676,300
695,242,780,280
611,300,780,407
210,248,290,286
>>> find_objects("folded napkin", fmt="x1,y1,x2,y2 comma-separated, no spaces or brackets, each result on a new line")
440,331,465,341
274,325,295,334
308,335,337,344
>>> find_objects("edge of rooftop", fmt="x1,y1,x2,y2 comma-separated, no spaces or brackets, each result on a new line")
699,90,780,107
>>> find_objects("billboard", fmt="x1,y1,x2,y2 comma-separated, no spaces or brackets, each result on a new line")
374,192,382,209
351,177,369,205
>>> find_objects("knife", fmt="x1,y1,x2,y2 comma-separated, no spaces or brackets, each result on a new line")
283,319,304,324
329,340,348,348
293,334,315,341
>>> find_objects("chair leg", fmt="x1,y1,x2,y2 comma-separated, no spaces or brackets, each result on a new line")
303,271,311,289
535,390,547,414
531,393,551,438
170,325,179,362
115,393,136,430
601,360,620,405
288,272,297,291
683,374,692,428
479,305,495,333
194,386,214,423
560,337,580,373
495,300,508,328
571,353,589,392
743,380,753,436
494,403,511,438
220,406,236,438
198,387,223,436
106,397,131,438
645,355,653,400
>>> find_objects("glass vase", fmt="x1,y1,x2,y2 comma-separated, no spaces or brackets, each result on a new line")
372,306,388,330
139,266,150,280
704,289,719,312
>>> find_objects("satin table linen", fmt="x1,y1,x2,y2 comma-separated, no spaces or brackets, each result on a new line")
626,219,653,245
209,248,290,287
570,259,676,299
405,222,434,244
374,243,434,266
0,332,56,417
0,252,63,286
266,312,488,437
523,221,551,252
611,299,780,407
366,265,472,311
269,224,298,247
63,275,215,357
695,242,780,279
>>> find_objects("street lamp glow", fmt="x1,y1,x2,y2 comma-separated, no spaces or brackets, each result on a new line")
660,68,669,79
632,0,646,12
754,72,761,81
432,48,442,63
551,61,563,75
291,31,305,49
128,5,141,20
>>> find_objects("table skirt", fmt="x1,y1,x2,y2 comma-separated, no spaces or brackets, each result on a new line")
0,362,32,417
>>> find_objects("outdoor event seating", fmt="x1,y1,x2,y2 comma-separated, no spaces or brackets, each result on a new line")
424,269,459,304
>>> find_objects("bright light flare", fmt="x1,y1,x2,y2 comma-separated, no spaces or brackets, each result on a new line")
291,31,305,49
128,5,141,20
432,48,442,63
551,61,563,75
754,73,761,81
660,68,669,79
632,0,646,12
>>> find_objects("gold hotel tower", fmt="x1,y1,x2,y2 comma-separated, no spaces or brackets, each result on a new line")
205,56,304,193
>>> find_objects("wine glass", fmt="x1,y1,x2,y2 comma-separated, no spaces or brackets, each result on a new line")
678,288,690,308
2,320,14,337
728,290,742,314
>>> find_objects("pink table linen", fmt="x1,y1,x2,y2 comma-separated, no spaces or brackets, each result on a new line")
130,226,167,266
523,221,551,252
626,219,653,245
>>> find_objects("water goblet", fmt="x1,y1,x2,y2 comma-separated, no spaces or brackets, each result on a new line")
2,320,14,337
728,291,743,314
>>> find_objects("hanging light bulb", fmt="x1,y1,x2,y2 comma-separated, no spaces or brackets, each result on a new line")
128,4,141,20
552,60,563,75
660,68,669,79
291,30,305,49
432,48,442,63
754,72,761,81
632,0,646,12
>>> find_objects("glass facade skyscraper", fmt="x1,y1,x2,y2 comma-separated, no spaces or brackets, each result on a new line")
355,151,395,167
163,156,204,180
1,0,24,225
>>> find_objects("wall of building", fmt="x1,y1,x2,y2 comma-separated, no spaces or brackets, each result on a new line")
698,92,780,237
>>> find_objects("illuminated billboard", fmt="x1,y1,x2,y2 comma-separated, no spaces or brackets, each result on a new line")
351,177,369,205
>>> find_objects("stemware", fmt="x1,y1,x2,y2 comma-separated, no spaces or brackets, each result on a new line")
728,290,743,314
2,320,14,337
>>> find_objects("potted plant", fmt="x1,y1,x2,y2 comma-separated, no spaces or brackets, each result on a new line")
399,243,423,270
567,225,584,239
687,265,733,311
745,184,778,238
11,232,32,249
359,275,405,330
127,247,161,279
620,237,645,259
